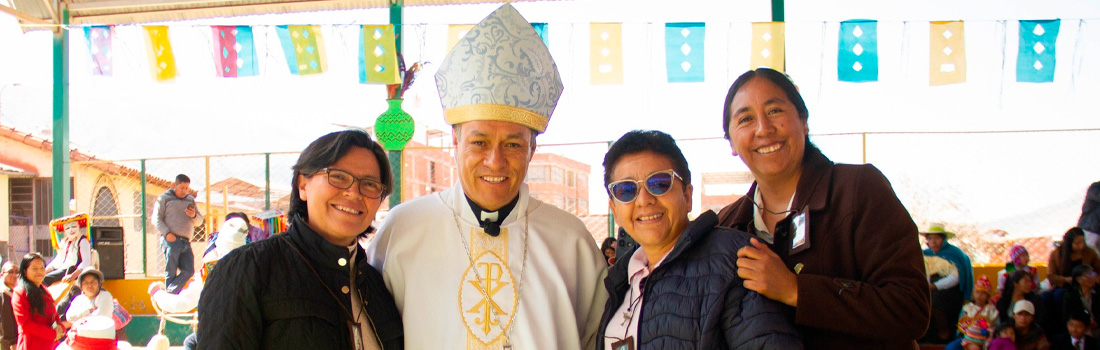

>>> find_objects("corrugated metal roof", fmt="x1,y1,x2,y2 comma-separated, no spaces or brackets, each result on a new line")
6,0,560,26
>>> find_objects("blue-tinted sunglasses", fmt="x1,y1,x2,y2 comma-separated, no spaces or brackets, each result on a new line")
607,170,683,203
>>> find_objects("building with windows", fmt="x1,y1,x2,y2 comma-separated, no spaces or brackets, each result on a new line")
526,153,590,217
0,124,174,270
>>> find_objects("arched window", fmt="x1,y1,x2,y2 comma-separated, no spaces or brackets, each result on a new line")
93,186,121,227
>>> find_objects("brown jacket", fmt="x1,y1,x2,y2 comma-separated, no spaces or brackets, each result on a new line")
717,147,930,349
1047,245,1100,288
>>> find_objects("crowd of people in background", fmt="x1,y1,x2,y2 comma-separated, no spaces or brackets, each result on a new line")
921,220,1100,350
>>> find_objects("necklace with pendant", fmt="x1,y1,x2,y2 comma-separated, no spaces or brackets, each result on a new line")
450,197,529,350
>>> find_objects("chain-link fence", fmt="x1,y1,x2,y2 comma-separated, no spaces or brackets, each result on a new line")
65,129,1099,278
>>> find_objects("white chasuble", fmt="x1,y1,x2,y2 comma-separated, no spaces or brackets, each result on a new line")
366,184,608,350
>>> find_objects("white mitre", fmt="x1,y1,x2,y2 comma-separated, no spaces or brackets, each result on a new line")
435,3,563,133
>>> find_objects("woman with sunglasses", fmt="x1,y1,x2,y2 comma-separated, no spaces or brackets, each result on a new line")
597,130,801,350
197,130,403,350
716,68,929,349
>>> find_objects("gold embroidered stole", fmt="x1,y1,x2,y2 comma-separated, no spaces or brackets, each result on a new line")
459,226,517,349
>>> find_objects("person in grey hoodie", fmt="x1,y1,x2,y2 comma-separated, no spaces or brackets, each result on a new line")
153,174,203,294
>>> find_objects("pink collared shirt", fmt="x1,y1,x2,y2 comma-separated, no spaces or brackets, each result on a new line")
604,247,669,350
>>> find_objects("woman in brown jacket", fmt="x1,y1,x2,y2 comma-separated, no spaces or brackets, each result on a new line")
1048,227,1100,289
717,68,930,349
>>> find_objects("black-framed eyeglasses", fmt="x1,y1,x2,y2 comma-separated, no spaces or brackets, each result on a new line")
316,168,386,199
606,170,682,203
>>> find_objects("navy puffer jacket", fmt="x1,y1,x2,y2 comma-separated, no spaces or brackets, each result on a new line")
598,211,802,350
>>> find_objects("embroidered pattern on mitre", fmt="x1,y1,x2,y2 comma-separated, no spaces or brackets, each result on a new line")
435,3,563,133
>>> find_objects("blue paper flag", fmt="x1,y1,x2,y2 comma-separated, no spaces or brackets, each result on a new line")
1017,19,1060,83
665,22,705,83
532,23,549,48
838,20,878,82
275,25,299,75
235,27,258,77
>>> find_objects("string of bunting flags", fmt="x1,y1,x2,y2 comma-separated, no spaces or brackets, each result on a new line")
78,19,1078,85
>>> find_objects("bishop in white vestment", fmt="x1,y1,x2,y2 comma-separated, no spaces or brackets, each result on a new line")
365,3,608,349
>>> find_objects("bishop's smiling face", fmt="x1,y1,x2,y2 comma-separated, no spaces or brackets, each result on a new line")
453,120,536,211
726,77,809,185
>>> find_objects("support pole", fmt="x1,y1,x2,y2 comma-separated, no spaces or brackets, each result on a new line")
771,0,785,22
607,141,615,239
390,0,403,53
862,132,867,164
50,6,70,219
141,159,147,275
264,153,271,210
771,0,785,71
388,151,402,209
388,0,404,209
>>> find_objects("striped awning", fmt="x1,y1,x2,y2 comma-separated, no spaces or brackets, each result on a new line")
3,0,562,26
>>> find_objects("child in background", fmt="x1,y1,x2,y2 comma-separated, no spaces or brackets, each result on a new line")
989,322,1018,350
947,276,1000,350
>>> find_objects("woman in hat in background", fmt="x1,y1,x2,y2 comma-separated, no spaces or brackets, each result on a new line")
923,223,975,344
64,268,113,327
999,245,1042,294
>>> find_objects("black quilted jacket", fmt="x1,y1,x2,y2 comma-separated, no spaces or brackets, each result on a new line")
197,215,403,350
597,211,802,350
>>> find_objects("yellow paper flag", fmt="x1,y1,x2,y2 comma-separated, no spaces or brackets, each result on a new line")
929,21,966,85
750,22,785,73
590,23,623,85
289,25,326,75
364,25,400,84
143,26,177,81
447,24,475,54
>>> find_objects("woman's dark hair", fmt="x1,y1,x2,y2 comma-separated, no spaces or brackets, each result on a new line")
1071,264,1094,290
56,284,83,321
225,212,252,230
600,237,616,252
996,270,1034,321
602,130,691,193
1061,227,1087,276
721,68,822,161
17,253,48,316
289,130,393,223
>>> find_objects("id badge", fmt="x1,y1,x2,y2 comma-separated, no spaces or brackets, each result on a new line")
790,207,811,255
611,337,635,350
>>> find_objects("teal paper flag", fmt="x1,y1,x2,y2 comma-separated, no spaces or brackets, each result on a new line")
838,20,878,82
665,22,705,83
1017,19,1060,83
532,23,549,48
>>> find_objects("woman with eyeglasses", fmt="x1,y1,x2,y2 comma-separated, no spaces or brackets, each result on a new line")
716,68,929,349
197,130,403,350
597,130,802,350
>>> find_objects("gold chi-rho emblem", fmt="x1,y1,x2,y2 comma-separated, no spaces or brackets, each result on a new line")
459,238,517,347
